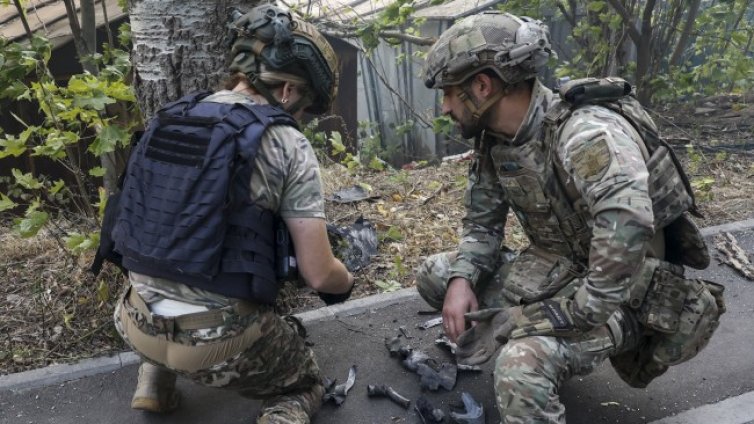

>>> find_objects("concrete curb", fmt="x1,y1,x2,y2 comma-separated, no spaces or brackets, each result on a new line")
2,218,753,393
0,289,421,392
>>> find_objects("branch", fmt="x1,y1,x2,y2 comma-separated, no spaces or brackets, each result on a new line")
556,1,576,27
321,28,435,46
362,54,433,129
605,0,641,43
12,0,34,39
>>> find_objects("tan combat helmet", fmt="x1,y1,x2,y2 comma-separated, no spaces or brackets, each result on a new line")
228,3,339,114
423,12,555,90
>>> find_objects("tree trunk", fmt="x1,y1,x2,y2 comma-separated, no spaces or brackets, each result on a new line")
669,0,702,67
635,0,657,105
128,0,253,120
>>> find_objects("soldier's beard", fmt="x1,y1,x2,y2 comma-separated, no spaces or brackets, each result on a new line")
454,107,489,139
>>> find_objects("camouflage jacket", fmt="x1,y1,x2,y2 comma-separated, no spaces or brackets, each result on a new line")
449,79,655,327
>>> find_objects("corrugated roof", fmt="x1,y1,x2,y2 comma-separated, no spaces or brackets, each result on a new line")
0,0,126,48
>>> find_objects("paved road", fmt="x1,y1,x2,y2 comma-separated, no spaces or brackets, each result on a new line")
1,221,754,424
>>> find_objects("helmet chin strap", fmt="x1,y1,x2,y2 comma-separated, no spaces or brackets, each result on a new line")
456,85,506,133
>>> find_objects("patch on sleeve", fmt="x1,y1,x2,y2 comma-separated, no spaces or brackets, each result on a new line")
570,137,611,182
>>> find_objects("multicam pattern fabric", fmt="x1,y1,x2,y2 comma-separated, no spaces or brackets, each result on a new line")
557,104,655,327
417,69,716,422
445,80,553,288
416,251,619,424
422,12,554,88
114,289,323,422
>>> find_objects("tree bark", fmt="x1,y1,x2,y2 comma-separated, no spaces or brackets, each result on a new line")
635,0,657,104
128,0,251,120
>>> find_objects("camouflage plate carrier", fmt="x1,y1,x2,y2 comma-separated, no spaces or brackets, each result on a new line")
541,77,725,387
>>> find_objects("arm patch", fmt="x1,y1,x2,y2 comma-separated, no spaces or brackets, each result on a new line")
571,136,611,182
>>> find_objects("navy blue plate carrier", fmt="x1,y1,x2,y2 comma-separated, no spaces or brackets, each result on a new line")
112,91,297,304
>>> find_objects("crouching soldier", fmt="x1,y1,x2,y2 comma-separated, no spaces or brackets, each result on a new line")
105,5,353,423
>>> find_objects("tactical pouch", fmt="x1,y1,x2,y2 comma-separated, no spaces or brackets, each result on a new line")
502,247,584,304
650,278,724,365
559,77,632,106
612,264,725,387
646,146,694,230
637,262,687,334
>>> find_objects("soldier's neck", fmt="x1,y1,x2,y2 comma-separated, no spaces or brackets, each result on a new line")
487,85,533,138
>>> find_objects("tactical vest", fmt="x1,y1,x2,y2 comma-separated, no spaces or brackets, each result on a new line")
113,91,297,305
494,78,709,304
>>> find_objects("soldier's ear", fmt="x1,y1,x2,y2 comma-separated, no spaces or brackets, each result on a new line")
472,72,495,98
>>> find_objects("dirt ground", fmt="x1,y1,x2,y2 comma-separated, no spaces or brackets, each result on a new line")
1,95,753,374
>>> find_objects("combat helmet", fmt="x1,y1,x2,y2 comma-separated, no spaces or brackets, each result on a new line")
423,12,555,90
228,3,339,114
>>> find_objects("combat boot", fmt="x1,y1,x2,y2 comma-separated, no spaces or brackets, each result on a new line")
130,362,181,413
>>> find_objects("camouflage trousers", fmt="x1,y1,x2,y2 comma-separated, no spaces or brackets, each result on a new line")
416,251,623,424
114,286,323,424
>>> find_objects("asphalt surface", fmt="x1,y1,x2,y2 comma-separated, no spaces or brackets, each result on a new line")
1,220,754,424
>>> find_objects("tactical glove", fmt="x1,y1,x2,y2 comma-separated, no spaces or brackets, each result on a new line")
509,298,590,339
455,307,523,366
318,283,354,306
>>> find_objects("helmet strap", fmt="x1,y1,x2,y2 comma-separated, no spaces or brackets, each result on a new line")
457,85,507,128
249,73,283,109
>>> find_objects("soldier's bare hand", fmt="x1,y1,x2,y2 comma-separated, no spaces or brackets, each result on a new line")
443,278,478,342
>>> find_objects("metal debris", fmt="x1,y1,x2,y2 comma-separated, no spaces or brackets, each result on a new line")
402,349,431,372
322,365,357,406
449,392,485,424
327,185,380,203
385,335,404,357
418,316,443,330
435,335,457,355
417,361,457,391
327,217,378,272
415,395,445,423
367,384,411,409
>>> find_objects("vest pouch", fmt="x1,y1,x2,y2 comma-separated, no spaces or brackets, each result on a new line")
626,258,659,310
663,213,710,270
503,247,582,304
638,264,687,334
646,145,694,230
650,278,724,365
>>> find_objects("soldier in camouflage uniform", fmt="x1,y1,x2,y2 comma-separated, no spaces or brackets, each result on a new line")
418,12,723,423
111,5,353,423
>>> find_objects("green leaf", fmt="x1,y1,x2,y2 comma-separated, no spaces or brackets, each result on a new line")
382,226,404,242
368,156,385,171
374,279,402,293
0,193,17,212
330,132,346,155
12,168,43,189
33,130,77,159
90,124,128,155
14,207,48,237
96,279,110,303
88,166,106,177
73,91,116,110
50,179,65,194
587,1,606,12
0,134,27,158
64,231,99,253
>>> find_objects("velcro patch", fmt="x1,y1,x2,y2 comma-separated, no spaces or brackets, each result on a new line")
542,300,570,330
571,137,611,182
